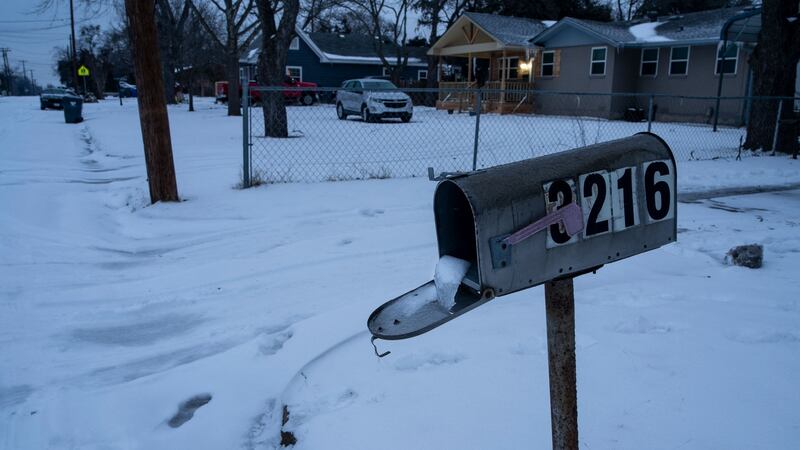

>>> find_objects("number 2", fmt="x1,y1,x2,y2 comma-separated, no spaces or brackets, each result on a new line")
579,171,612,238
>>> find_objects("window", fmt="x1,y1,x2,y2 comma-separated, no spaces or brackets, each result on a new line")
669,46,690,75
640,48,659,76
286,66,302,81
541,50,555,77
715,42,738,75
418,70,428,80
382,66,391,77
498,56,519,79
590,47,607,76
289,37,300,50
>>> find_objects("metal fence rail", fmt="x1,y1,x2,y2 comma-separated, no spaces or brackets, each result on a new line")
242,86,798,185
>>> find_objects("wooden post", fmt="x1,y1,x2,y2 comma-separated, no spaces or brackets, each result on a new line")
500,49,507,108
124,0,179,203
545,277,578,450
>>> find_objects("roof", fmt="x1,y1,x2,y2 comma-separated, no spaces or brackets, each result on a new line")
240,28,429,66
533,6,762,47
462,11,549,47
306,32,428,64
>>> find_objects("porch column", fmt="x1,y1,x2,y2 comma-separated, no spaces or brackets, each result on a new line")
500,49,507,106
438,56,443,82
468,53,473,83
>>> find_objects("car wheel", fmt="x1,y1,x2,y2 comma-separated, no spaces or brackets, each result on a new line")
336,103,347,120
401,114,412,123
361,105,371,123
40,103,46,110
301,93,314,106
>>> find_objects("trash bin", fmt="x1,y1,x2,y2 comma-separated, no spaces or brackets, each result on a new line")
63,95,83,124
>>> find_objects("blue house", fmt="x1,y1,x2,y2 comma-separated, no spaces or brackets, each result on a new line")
241,28,430,88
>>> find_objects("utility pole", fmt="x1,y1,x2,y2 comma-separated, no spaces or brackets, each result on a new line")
124,0,180,203
20,60,27,82
69,0,79,92
1,48,11,95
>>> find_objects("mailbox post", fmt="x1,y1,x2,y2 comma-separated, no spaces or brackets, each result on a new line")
545,278,578,450
368,133,677,449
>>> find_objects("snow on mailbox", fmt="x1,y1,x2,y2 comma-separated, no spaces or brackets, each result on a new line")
368,132,676,341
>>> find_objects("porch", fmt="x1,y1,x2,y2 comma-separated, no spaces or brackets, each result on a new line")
436,80,535,115
428,13,544,115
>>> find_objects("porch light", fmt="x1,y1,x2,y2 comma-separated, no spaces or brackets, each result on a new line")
519,61,531,73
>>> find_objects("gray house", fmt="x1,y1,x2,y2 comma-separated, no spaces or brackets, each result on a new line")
241,28,429,88
531,7,758,124
430,7,760,123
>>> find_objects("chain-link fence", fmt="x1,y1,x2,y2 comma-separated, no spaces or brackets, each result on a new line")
243,86,799,184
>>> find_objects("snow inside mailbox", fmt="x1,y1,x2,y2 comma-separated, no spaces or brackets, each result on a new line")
368,133,677,340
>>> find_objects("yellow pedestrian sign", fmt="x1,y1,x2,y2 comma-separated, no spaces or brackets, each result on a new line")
78,65,90,77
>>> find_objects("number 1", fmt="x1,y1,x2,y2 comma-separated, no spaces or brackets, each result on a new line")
611,166,639,231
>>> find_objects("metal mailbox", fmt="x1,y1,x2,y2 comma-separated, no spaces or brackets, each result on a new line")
369,132,677,341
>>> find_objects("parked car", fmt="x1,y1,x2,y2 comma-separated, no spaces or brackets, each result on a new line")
119,81,137,98
336,79,413,123
215,77,318,106
40,87,78,110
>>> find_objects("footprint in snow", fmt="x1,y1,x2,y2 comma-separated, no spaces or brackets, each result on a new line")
613,316,672,335
393,352,465,371
727,329,800,344
258,330,293,356
168,393,212,428
359,208,385,217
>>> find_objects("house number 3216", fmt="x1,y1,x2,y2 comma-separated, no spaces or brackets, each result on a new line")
543,160,674,248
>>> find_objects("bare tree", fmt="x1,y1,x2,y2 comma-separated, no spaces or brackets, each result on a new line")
341,0,414,83
255,0,301,137
743,0,799,154
189,0,260,116
124,0,180,203
155,0,192,104
414,0,470,92
614,0,644,21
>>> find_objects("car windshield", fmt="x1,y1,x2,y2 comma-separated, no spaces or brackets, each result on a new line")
362,80,396,90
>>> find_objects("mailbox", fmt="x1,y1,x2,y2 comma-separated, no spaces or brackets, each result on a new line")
369,133,676,341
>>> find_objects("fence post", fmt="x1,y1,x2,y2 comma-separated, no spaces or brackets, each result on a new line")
472,89,482,171
647,95,654,133
242,80,250,188
771,99,784,154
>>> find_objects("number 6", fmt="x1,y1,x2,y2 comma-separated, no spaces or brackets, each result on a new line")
643,160,675,223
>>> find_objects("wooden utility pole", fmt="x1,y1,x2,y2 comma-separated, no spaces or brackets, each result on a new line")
545,277,579,450
69,0,79,92
124,0,179,203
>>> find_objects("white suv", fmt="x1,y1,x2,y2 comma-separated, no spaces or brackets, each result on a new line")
336,79,413,123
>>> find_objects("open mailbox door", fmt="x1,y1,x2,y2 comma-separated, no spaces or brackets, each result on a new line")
368,133,677,340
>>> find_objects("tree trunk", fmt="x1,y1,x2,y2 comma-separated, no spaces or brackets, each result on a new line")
743,0,799,154
188,68,194,112
255,0,299,138
226,54,241,116
124,0,179,203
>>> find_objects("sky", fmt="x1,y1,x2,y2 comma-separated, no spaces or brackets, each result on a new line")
0,0,116,87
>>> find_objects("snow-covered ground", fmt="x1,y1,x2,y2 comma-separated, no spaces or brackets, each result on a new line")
1,97,799,449
251,103,754,182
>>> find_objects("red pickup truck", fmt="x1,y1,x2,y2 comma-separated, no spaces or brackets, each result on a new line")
215,77,318,106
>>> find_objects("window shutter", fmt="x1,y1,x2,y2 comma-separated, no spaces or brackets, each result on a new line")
533,53,542,77
554,50,561,77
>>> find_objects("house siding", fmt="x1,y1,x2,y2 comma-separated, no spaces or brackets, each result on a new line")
532,40,751,124
633,44,751,125
285,36,426,88
533,45,616,118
